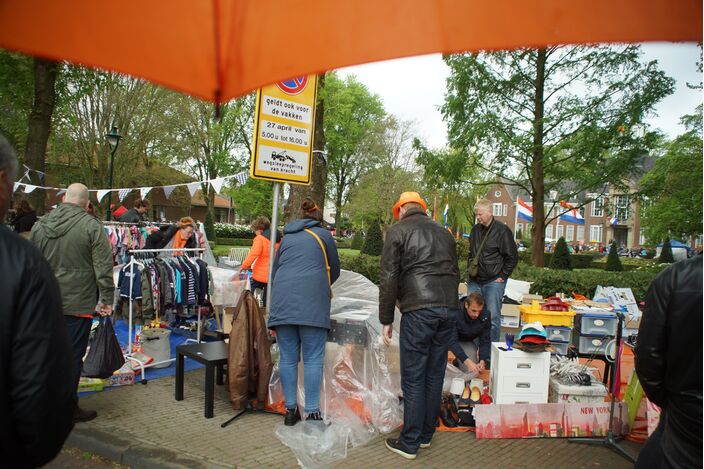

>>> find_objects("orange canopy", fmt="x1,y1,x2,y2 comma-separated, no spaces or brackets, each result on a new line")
0,0,700,103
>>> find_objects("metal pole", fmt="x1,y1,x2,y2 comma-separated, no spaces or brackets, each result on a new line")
105,147,117,221
266,182,280,313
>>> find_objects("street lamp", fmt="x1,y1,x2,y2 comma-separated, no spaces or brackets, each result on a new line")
105,125,122,221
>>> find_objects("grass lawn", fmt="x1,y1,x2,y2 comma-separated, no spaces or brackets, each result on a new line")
338,248,361,256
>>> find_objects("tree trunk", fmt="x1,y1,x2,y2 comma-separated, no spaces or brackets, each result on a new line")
24,59,58,215
530,49,547,267
284,73,327,223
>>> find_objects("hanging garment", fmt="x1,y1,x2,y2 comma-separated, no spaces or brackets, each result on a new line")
228,290,273,410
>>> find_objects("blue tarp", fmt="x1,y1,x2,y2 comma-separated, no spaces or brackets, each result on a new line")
657,240,691,251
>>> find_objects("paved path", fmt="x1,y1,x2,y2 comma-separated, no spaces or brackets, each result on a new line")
66,368,642,468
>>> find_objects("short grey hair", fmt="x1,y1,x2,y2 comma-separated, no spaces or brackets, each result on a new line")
474,198,492,211
0,134,18,183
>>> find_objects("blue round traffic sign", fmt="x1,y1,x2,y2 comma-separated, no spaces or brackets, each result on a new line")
276,76,308,95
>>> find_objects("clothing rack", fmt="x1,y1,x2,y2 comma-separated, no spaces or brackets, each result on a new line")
125,247,206,382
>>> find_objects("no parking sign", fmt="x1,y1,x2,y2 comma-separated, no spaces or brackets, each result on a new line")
250,74,318,185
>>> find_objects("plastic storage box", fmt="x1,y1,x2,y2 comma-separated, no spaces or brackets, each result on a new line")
546,326,572,343
576,312,618,336
519,300,576,327
550,340,570,355
574,334,615,355
548,376,608,403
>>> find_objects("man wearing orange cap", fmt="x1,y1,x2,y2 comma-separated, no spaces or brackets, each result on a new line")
379,191,460,460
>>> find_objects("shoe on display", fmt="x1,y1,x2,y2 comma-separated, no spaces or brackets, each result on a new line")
439,396,458,427
73,406,97,423
385,438,417,460
457,383,472,408
284,406,301,426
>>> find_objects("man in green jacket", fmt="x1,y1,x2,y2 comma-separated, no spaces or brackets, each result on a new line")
31,183,114,423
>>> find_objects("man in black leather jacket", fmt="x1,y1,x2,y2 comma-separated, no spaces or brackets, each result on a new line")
635,255,702,469
0,136,74,468
379,191,459,460
467,198,518,342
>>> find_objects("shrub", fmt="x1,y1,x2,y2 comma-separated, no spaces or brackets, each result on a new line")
362,221,384,256
214,223,255,239
339,253,381,284
205,210,216,240
351,231,364,250
456,237,469,262
512,264,656,300
335,237,352,249
605,241,623,271
659,237,674,264
519,250,594,269
516,228,523,239
549,237,572,270
215,237,254,246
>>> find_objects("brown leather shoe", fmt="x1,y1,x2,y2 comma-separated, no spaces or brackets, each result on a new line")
73,406,97,423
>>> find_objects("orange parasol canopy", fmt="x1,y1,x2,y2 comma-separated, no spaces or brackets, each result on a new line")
0,0,700,103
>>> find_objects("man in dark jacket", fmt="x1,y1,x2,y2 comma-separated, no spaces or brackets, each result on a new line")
0,136,74,467
467,198,518,342
118,198,149,223
635,255,702,469
379,191,459,460
449,292,491,374
31,183,115,423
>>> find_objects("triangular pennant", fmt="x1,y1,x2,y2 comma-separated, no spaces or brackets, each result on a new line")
96,189,111,203
235,171,249,186
210,177,225,194
163,185,177,199
118,188,131,202
139,187,152,200
187,182,200,198
13,182,22,192
23,184,37,194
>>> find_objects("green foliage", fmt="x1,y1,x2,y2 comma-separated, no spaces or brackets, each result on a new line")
227,178,274,223
456,238,469,262
351,231,364,250
521,250,598,269
215,237,254,246
639,107,703,243
605,241,624,271
442,45,674,264
549,237,572,270
361,221,384,256
0,51,33,152
516,228,523,239
334,237,352,249
204,209,215,240
659,237,674,264
512,264,656,300
339,253,381,284
213,223,255,239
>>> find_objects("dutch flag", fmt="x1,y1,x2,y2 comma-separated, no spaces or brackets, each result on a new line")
559,208,585,225
517,197,533,222
443,201,449,227
609,216,619,226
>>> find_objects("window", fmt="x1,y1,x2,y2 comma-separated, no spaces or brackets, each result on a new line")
590,225,603,243
492,203,502,216
545,224,553,239
639,229,646,245
614,195,630,221
494,190,502,197
544,204,555,217
591,197,605,217
577,225,585,241
566,225,574,242
557,225,564,239
516,223,523,233
502,204,508,217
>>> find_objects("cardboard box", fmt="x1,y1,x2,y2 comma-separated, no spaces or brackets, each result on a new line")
501,304,521,328
549,376,607,404
522,294,543,304
78,377,105,393
458,282,468,296
106,362,136,387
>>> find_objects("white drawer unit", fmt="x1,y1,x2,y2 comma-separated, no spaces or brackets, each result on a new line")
489,342,550,404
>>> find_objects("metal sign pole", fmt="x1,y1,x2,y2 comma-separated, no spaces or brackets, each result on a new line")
266,182,280,313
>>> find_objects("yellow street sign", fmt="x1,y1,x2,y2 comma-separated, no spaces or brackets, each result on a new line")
250,75,318,185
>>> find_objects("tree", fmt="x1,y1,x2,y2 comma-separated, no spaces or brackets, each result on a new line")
361,220,384,256
443,45,674,266
659,237,674,264
516,228,523,239
323,73,386,230
228,178,274,223
285,74,328,223
0,51,33,151
605,241,623,271
549,237,571,270
351,231,364,250
639,107,703,244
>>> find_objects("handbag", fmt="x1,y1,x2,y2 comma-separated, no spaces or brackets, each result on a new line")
82,317,125,379
468,222,493,279
304,228,333,299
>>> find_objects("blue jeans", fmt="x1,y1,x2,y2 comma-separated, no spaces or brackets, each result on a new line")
65,315,93,403
468,279,506,342
399,308,455,453
275,325,327,413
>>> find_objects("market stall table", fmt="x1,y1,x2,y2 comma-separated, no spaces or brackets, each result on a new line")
175,341,228,418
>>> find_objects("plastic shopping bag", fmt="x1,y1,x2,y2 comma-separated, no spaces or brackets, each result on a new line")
82,317,125,379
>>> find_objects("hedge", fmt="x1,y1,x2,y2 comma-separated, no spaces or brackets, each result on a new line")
335,237,352,249
519,251,602,270
214,223,255,239
215,237,254,246
339,254,657,300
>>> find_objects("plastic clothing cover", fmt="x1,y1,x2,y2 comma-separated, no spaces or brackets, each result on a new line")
270,270,475,467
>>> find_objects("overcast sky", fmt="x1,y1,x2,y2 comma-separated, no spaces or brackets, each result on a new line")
339,42,702,150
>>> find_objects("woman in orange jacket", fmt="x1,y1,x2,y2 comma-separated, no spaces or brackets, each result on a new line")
241,216,280,303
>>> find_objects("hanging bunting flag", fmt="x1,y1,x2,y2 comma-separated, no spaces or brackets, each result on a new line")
235,171,249,186
187,182,200,198
118,188,131,202
163,185,177,199
210,177,225,194
23,184,37,194
96,189,110,203
139,187,152,200
13,182,22,192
